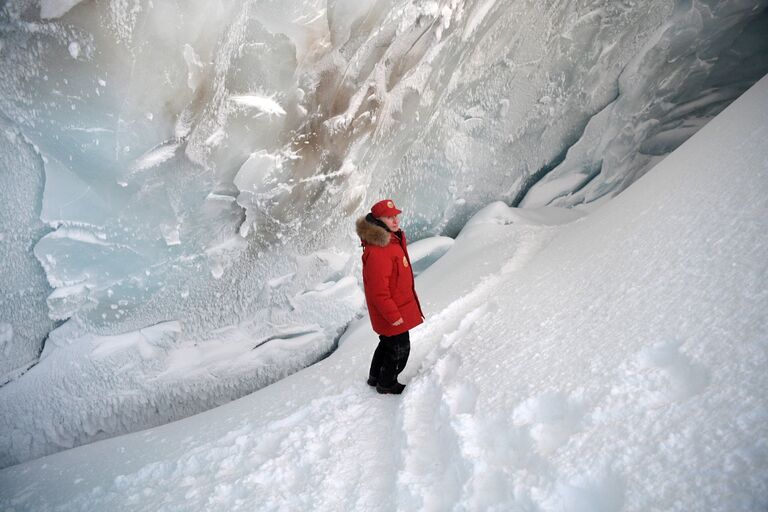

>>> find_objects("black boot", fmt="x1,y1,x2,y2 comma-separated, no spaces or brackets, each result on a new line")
369,331,410,393
376,381,406,394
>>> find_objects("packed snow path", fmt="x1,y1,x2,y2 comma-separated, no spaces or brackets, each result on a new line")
2,77,768,510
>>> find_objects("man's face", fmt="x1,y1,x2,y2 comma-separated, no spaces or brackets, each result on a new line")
379,215,400,232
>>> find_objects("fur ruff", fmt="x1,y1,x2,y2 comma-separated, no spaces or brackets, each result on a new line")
356,216,391,247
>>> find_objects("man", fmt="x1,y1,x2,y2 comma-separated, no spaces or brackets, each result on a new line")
355,199,425,394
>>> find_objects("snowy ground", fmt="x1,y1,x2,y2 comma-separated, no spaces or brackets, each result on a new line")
1,76,767,511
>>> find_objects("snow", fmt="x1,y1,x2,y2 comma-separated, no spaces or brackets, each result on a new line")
67,42,80,59
402,235,454,276
0,323,13,356
519,174,593,208
1,1,767,443
0,261,365,468
462,0,498,41
228,95,287,116
0,241,450,467
2,0,768,484
1,73,766,511
130,142,180,172
182,44,205,93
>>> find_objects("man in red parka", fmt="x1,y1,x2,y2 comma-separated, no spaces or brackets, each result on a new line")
356,199,425,394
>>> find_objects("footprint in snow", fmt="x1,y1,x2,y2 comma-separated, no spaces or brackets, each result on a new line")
634,340,710,406
512,390,585,455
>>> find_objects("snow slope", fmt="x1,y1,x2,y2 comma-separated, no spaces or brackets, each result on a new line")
1,75,767,511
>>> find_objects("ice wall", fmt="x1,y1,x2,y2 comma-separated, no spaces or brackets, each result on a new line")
1,0,767,462
2,0,767,372
0,120,56,383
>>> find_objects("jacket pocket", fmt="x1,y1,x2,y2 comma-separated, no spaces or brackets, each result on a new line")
393,295,414,308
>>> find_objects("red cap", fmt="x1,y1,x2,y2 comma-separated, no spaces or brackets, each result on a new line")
371,199,402,217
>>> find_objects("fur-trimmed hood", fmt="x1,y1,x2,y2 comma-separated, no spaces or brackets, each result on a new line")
356,214,394,247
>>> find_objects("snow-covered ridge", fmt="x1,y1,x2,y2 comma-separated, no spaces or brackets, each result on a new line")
1,73,766,511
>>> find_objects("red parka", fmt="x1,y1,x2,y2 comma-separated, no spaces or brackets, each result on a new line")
356,215,425,336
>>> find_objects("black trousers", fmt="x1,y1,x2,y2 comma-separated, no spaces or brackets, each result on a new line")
369,330,411,387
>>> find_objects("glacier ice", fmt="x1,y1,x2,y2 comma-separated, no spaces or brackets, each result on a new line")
1,0,767,464
0,122,56,383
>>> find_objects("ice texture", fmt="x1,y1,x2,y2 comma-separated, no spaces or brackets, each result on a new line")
0,121,56,381
1,0,767,461
1,0,765,336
